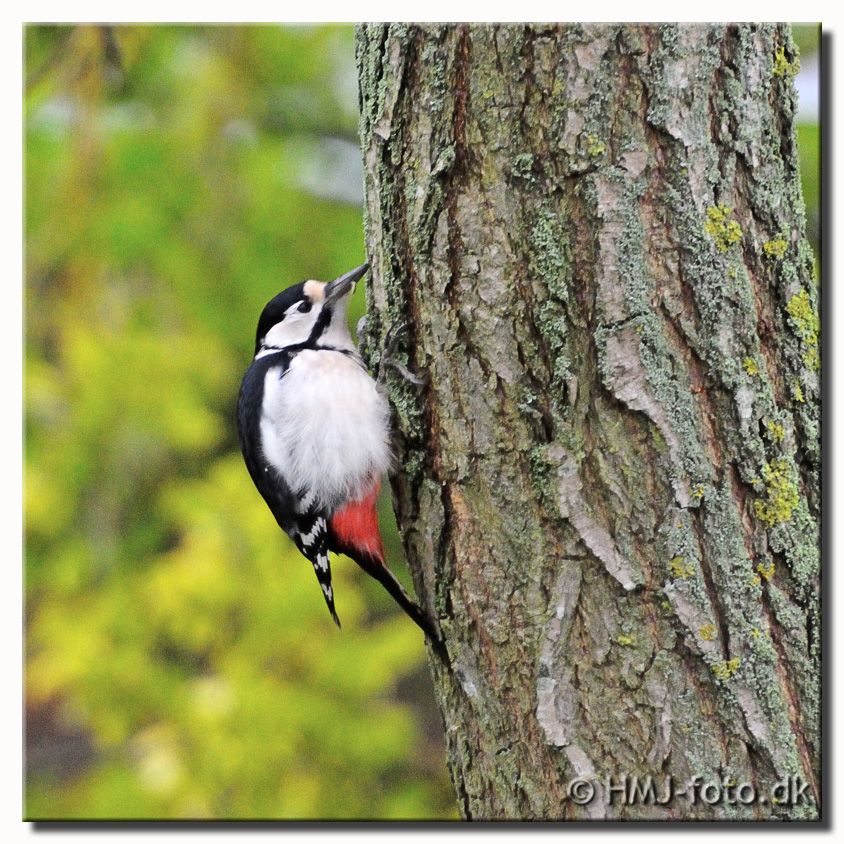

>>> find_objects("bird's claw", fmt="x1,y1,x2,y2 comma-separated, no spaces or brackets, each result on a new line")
382,321,407,358
385,359,428,386
377,321,427,388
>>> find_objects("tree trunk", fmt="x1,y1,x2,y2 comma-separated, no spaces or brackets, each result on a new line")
356,23,819,821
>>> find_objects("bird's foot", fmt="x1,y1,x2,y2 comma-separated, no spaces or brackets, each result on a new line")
377,322,428,389
355,315,372,363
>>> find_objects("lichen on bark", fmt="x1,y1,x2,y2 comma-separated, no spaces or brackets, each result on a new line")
357,23,819,820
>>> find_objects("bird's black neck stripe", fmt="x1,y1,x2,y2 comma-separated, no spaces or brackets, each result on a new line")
307,303,333,345
258,343,355,357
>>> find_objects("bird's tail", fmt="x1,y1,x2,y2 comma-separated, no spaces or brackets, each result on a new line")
352,553,448,662
294,516,342,628
328,486,448,662
313,546,342,629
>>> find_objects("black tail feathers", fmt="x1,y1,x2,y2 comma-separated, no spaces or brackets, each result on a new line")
352,553,448,664
297,517,447,662
293,517,342,628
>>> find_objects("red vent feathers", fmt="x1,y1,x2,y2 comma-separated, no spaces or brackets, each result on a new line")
330,484,385,563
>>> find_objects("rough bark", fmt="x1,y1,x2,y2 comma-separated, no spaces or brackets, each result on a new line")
356,23,819,820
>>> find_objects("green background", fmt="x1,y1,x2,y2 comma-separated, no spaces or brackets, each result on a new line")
24,24,819,820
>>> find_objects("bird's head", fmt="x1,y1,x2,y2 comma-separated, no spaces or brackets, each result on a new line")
254,263,369,357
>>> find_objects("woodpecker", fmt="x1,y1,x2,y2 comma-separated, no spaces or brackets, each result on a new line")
237,263,443,652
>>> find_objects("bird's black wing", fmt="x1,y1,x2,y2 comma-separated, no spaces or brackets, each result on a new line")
237,352,300,533
237,351,340,626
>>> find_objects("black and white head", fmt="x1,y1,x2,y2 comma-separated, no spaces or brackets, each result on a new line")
254,263,368,357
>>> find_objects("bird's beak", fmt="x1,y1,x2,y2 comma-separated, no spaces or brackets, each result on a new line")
324,263,369,304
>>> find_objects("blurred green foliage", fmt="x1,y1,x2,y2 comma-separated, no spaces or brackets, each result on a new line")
25,24,455,820
792,24,820,257
797,122,819,254
791,23,820,63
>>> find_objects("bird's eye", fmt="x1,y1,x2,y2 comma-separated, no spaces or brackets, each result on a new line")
297,300,312,313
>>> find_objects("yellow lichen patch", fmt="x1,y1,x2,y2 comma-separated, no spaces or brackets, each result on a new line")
787,290,819,335
699,624,716,642
712,657,741,681
616,634,635,647
802,345,820,372
792,382,805,404
586,134,606,157
743,357,759,377
773,46,800,78
765,419,785,442
749,573,762,587
753,458,799,527
757,561,776,582
786,289,820,371
669,556,695,579
750,628,762,639
762,237,788,259
704,205,743,253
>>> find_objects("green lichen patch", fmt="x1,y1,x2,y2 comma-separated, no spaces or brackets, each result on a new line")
742,357,759,377
510,152,536,182
525,210,575,416
753,458,799,527
766,500,819,597
704,205,743,253
712,657,741,681
762,237,788,259
528,211,570,302
772,46,800,79
615,634,635,646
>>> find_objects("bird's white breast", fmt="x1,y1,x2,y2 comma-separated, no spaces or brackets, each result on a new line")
260,350,391,511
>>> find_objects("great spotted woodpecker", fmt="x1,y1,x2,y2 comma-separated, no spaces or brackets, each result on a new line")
237,263,443,652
